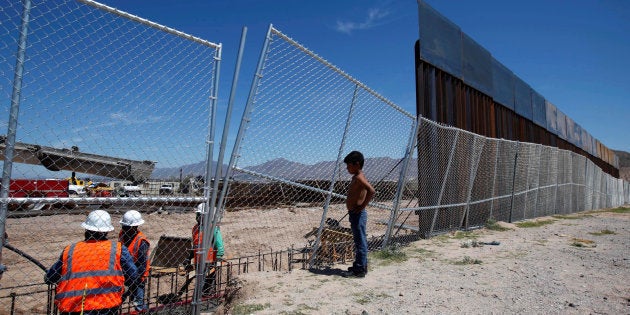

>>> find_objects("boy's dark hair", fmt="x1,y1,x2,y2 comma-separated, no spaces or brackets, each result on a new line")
343,151,365,168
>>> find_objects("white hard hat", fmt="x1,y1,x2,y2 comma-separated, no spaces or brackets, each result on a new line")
81,210,114,232
120,210,144,226
196,203,206,214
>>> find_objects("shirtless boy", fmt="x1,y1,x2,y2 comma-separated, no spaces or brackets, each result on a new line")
342,151,375,278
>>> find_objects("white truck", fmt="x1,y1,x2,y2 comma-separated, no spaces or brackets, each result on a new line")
159,183,174,195
110,181,142,197
121,183,142,197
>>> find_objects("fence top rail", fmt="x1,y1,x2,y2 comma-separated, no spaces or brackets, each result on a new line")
3,197,206,204
234,167,393,211
77,0,221,49
269,25,414,120
420,116,592,161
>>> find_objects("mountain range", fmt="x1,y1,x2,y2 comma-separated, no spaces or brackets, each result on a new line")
153,150,630,183
152,157,412,182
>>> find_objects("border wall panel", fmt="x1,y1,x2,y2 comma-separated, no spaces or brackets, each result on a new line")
462,33,493,96
417,1,462,78
532,91,546,128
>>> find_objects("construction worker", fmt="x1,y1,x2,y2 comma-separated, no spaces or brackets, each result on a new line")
119,210,150,311
184,203,224,296
45,210,138,315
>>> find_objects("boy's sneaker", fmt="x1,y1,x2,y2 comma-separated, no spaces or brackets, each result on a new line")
341,269,366,278
347,266,368,275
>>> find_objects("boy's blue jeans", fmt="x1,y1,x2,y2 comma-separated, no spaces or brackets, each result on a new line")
348,210,368,273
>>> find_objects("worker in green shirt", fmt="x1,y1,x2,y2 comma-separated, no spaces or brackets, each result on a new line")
185,203,224,296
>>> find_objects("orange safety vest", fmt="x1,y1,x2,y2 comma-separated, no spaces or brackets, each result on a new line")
119,230,150,281
192,224,217,264
55,240,124,312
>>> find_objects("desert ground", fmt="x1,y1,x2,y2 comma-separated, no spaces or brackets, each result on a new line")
1,203,354,314
1,205,628,314
223,207,630,315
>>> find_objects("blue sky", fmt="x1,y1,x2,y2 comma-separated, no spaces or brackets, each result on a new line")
94,0,629,153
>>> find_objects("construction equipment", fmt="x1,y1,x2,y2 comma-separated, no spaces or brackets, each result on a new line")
159,184,174,195
179,176,204,195
3,179,69,198
87,182,114,198
0,136,156,182
67,172,90,196
111,181,142,197
1,179,71,211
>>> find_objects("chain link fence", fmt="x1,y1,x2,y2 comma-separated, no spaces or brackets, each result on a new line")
1,2,629,315
221,25,629,271
220,25,417,269
1,0,223,313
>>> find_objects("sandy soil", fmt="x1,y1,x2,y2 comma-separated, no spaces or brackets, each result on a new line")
2,206,629,314
224,208,630,315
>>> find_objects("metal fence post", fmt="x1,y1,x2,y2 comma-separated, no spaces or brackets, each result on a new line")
383,117,420,247
583,155,588,211
192,30,228,315
428,130,459,237
461,136,485,229
604,174,610,208
308,84,359,268
489,139,499,219
214,27,247,222
553,148,560,214
1,0,32,273
508,142,519,223
196,32,248,313
532,145,541,218
569,153,574,213
522,144,532,219
216,25,274,215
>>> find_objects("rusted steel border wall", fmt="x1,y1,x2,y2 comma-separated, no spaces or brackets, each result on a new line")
415,0,619,178
415,44,619,178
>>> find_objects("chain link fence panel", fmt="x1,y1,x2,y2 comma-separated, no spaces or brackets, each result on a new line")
572,154,586,213
1,0,223,313
466,137,499,228
522,144,542,220
537,145,558,217
511,142,531,222
222,26,416,268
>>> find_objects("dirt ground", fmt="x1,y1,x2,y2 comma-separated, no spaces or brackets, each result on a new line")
0,203,353,314
224,207,630,315
1,206,629,314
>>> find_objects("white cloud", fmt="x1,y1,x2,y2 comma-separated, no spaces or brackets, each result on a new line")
336,8,390,35
69,111,165,135
109,111,164,125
